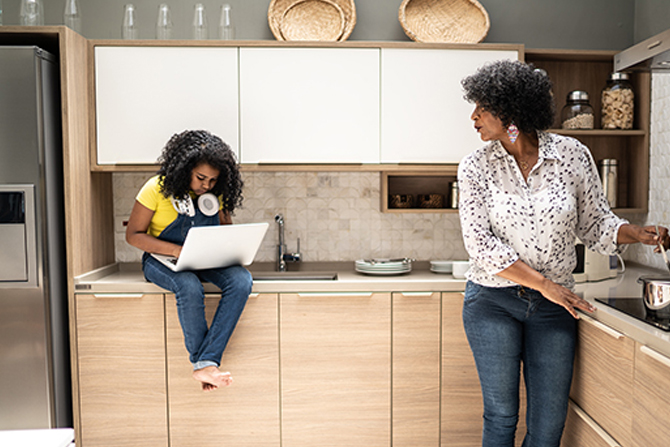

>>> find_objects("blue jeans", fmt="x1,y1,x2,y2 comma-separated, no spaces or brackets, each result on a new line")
462,281,577,447
143,254,252,370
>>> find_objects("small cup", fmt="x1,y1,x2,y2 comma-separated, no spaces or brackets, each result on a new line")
451,260,470,279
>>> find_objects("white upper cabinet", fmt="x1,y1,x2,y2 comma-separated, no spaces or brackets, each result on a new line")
380,48,519,164
95,47,239,165
239,47,380,164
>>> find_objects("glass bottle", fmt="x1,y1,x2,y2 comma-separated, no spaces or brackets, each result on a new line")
601,72,634,129
219,4,235,40
561,90,594,130
156,3,172,40
122,4,138,39
192,3,208,40
63,0,82,34
20,0,43,26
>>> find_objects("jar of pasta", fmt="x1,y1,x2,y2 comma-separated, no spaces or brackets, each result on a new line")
561,91,594,129
601,72,634,129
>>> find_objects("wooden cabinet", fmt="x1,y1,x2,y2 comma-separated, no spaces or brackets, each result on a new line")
441,292,527,447
165,293,281,447
239,47,380,164
561,401,623,447
94,46,239,166
279,292,391,447
525,49,650,213
569,315,634,447
75,293,168,447
632,343,670,447
392,292,441,446
380,47,521,164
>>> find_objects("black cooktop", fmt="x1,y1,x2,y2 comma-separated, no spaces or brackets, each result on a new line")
595,297,670,332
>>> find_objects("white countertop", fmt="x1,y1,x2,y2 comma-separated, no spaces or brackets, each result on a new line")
0,428,74,447
75,261,670,358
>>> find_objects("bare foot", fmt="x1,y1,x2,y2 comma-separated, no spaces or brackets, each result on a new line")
192,366,233,392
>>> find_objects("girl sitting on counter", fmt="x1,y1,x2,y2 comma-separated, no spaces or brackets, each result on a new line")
126,129,251,392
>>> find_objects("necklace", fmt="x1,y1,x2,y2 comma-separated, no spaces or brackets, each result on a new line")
519,160,530,171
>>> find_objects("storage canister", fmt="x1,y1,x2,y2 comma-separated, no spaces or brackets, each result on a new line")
561,90,594,129
601,72,634,129
599,159,618,208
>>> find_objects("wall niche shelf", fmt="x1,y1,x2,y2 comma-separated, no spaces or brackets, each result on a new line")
381,169,458,214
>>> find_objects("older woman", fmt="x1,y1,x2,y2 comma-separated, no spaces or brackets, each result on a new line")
457,60,668,447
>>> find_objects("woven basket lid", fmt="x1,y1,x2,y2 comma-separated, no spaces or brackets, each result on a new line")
269,0,356,41
280,0,345,41
399,0,490,43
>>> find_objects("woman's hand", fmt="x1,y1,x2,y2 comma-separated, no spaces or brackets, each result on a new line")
536,279,596,319
126,200,183,257
617,224,669,250
497,259,595,319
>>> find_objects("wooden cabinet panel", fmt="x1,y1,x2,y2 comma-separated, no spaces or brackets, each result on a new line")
280,292,391,447
166,293,280,447
94,46,239,165
441,292,526,447
633,343,670,447
392,292,441,446
570,316,634,447
75,293,168,447
380,47,520,164
561,401,622,447
239,47,380,164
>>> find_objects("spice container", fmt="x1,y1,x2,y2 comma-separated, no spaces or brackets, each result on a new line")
601,72,634,129
561,91,594,129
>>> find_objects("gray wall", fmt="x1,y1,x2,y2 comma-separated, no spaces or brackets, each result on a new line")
3,0,663,50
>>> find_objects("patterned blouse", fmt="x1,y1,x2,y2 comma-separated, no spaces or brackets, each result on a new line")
457,131,628,289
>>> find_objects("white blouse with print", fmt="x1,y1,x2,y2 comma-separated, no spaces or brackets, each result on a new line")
457,131,628,290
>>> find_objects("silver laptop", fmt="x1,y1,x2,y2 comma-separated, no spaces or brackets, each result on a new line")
151,222,269,272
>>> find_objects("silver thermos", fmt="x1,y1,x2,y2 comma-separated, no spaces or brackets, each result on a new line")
450,181,459,209
599,159,618,208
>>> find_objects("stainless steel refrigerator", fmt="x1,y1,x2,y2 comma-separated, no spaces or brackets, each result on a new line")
0,46,71,429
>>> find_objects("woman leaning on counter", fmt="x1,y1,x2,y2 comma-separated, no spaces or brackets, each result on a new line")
457,60,670,447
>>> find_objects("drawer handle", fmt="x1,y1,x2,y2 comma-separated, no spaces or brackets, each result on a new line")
640,345,670,368
569,402,621,447
581,314,624,340
92,293,144,298
398,292,435,297
296,292,373,297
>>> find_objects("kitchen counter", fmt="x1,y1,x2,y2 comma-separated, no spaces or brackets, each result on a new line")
73,261,469,294
74,261,670,357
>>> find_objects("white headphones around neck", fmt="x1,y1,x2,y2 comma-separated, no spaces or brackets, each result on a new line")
171,193,219,217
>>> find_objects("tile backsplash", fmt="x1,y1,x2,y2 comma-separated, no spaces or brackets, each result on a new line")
114,73,670,268
113,171,468,263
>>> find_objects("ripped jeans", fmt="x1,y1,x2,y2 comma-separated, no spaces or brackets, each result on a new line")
462,281,577,447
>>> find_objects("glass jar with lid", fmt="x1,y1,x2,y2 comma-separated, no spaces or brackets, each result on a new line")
601,72,634,129
561,90,594,129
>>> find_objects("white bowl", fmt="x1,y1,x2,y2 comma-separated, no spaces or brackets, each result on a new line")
451,260,470,279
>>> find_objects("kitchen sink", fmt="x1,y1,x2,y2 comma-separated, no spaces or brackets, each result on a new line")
252,271,338,281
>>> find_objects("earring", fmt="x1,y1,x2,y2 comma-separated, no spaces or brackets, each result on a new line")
507,123,519,143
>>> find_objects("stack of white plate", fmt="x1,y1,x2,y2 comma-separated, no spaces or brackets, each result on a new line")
355,258,412,276
430,260,453,274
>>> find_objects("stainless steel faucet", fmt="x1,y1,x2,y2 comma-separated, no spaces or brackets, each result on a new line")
275,214,301,271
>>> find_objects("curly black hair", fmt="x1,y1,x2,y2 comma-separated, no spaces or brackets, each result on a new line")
156,130,243,214
461,60,555,134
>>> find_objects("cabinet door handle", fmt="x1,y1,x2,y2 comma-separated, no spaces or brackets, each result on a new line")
397,292,435,297
92,293,145,298
640,345,670,369
581,314,624,340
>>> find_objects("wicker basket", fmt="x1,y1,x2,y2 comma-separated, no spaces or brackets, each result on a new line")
269,0,356,41
399,0,490,43
389,194,415,209
280,0,345,41
418,194,444,208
